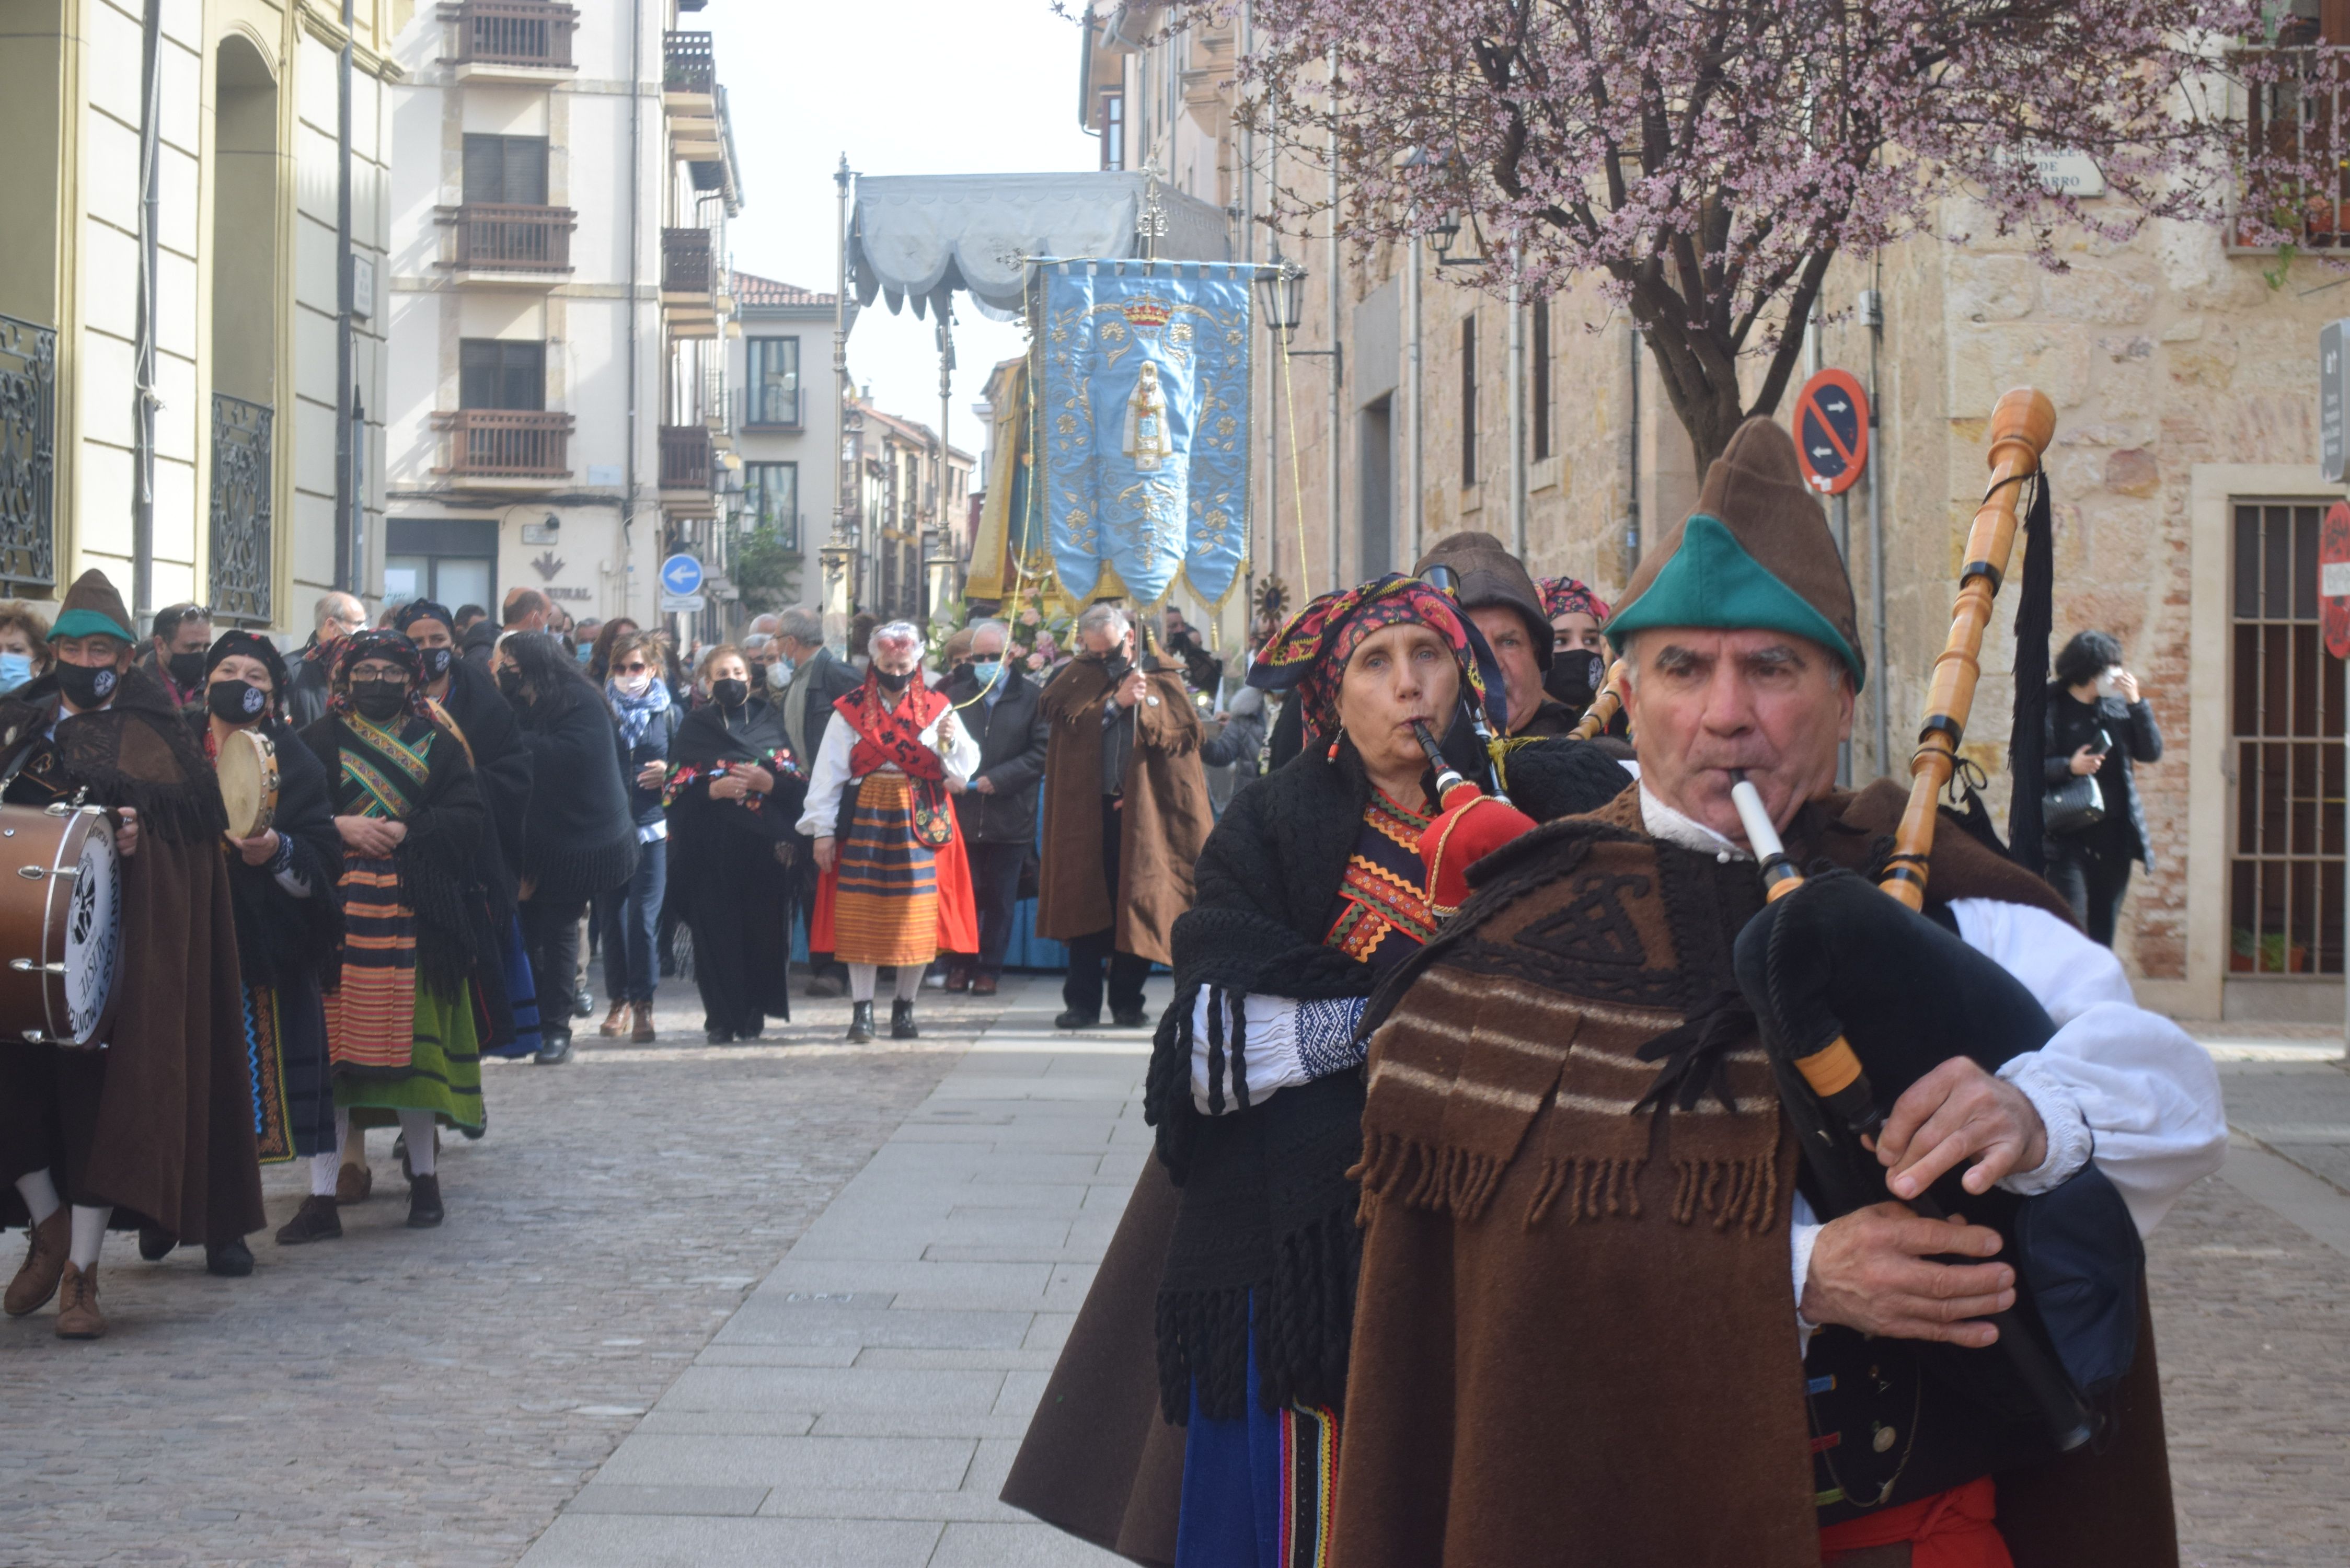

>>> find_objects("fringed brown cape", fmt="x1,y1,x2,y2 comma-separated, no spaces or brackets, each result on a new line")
1331,781,2175,1568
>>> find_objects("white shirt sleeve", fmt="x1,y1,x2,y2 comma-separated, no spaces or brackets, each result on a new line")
929,708,982,784
794,718,857,838
1189,989,1371,1114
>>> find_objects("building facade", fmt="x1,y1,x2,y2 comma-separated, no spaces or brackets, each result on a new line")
0,0,398,634
382,0,739,637
721,269,829,623
1090,5,2350,1022
839,395,971,628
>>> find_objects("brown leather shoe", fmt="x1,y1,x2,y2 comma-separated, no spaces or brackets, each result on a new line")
54,1261,103,1340
970,973,999,997
598,1000,629,1037
944,962,972,993
274,1194,343,1246
336,1161,373,1205
5,1208,69,1317
630,1001,656,1043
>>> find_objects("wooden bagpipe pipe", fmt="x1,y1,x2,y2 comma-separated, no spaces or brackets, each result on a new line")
1729,389,2143,1455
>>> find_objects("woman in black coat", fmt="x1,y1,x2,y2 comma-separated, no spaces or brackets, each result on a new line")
2043,629,2164,946
497,631,638,1064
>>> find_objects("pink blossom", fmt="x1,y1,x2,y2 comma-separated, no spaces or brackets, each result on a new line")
1020,607,1041,626
1027,651,1047,670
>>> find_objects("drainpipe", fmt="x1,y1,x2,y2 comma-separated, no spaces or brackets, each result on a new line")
1507,244,1525,557
133,0,161,623
1406,236,1422,563
333,0,355,595
1325,48,1341,593
625,0,644,619
1624,318,1641,576
1862,275,1889,777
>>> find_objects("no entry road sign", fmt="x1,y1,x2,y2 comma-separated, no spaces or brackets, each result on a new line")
1793,368,1870,497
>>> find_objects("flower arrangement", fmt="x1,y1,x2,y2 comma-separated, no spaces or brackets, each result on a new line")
924,579,1075,676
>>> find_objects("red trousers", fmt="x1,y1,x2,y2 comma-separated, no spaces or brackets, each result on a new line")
1818,1477,2012,1568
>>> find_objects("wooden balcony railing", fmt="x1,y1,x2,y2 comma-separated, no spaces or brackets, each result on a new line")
659,424,715,492
441,1,579,70
664,30,716,94
439,204,576,273
661,226,714,294
433,409,574,477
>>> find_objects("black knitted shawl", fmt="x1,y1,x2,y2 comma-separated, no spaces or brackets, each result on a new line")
199,716,345,990
1143,732,1633,1423
0,666,228,845
511,679,639,901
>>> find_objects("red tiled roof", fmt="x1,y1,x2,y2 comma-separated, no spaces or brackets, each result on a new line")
731,271,835,307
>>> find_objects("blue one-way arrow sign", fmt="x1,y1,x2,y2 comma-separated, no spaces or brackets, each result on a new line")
659,554,704,598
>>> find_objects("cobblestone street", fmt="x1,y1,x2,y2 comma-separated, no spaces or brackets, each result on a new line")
4,984,2348,1566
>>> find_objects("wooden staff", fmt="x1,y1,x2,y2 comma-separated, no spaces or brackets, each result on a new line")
1879,387,2056,911
1569,659,1631,741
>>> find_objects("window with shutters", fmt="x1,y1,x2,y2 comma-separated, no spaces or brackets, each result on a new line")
462,134,550,205
459,340,547,410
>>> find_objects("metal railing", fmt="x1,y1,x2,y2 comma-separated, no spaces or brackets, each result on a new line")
664,31,715,94
660,424,715,491
2237,43,2350,248
209,394,273,625
661,226,714,293
433,409,573,477
440,204,576,272
0,314,55,593
441,0,578,70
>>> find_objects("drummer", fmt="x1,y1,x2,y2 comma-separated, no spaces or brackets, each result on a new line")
0,568,262,1340
197,631,349,1245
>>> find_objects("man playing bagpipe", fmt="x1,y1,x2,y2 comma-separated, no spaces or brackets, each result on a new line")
1329,417,2224,1566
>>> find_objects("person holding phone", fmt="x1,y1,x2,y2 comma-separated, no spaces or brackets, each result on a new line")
2044,629,2164,945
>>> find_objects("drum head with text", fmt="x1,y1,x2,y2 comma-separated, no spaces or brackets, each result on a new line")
63,817,120,1043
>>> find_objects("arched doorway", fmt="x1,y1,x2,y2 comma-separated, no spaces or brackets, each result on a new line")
210,33,278,625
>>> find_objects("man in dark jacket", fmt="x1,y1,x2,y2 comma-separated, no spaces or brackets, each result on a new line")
458,605,500,668
1413,531,1580,737
943,620,1051,996
286,591,367,728
771,606,864,994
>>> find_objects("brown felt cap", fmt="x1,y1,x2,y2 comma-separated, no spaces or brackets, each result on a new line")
1411,529,1554,669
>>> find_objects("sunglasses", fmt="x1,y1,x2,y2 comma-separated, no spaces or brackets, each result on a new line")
615,662,651,675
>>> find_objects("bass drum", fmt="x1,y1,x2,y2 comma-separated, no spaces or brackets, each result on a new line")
0,803,123,1049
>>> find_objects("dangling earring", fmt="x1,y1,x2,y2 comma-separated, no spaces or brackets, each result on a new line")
1326,727,1343,763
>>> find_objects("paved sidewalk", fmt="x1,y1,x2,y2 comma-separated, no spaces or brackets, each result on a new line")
518,976,1142,1567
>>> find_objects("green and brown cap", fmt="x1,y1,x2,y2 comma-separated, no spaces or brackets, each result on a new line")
50,568,135,644
1608,417,1864,691
1412,529,1554,669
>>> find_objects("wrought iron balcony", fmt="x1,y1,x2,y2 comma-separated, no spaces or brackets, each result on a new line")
440,1,579,71
439,204,577,274
661,227,714,294
660,424,716,492
0,314,55,593
209,394,273,625
664,31,716,95
433,409,574,478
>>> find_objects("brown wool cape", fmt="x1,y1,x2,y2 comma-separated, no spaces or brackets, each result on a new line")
1330,782,2176,1568
1035,656,1211,966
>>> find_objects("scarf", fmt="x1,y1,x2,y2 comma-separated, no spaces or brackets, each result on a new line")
835,668,949,782
1249,574,1499,741
329,630,436,725
1539,574,1612,624
608,671,673,748
336,710,436,822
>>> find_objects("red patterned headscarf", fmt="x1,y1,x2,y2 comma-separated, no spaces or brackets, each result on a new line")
329,630,438,727
1540,575,1612,625
1249,574,1497,741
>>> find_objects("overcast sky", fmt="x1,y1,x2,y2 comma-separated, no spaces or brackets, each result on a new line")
705,2,1100,454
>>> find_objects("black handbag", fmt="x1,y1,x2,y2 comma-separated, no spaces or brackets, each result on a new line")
2044,771,2105,835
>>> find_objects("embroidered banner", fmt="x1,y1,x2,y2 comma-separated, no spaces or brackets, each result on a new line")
1038,260,1252,607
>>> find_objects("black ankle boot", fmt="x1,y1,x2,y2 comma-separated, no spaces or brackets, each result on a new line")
846,1001,875,1043
891,999,918,1040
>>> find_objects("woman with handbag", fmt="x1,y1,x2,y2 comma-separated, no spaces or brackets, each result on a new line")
2044,629,2164,945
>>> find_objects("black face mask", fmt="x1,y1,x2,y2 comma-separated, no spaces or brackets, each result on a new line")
56,661,118,711
1544,649,1607,711
351,679,410,723
417,645,454,684
497,667,527,703
874,667,914,693
167,650,208,691
208,679,270,725
710,677,749,710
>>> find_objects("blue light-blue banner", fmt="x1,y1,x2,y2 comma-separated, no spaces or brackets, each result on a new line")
1038,260,1252,607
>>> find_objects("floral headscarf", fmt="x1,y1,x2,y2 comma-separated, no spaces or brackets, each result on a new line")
1248,574,1499,741
1540,575,1612,626
203,629,292,722
329,630,436,726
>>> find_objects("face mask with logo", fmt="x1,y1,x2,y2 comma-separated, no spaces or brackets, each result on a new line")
0,653,34,695
418,645,454,684
710,677,750,710
167,650,208,691
351,679,410,723
209,679,270,725
56,661,118,711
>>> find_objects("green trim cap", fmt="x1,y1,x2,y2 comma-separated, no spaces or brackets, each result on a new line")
1607,418,1866,691
51,568,135,645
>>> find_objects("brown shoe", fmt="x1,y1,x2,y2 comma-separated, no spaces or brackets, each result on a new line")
970,973,999,997
598,1000,629,1038
336,1161,373,1205
944,962,972,993
630,1001,656,1043
54,1261,103,1339
5,1208,69,1317
274,1194,343,1246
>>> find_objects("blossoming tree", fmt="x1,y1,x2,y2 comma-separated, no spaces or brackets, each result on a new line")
1194,0,2336,469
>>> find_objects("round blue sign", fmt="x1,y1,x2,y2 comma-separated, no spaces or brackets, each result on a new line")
659,554,704,597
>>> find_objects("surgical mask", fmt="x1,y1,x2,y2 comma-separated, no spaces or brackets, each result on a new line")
351,679,409,722
614,670,653,698
575,643,594,665
874,667,914,693
766,656,793,689
968,660,1002,689
56,661,118,711
209,679,270,725
710,677,749,709
167,650,208,691
0,653,33,694
417,645,454,683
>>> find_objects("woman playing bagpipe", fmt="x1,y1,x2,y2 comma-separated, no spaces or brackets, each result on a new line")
194,632,349,1246
1328,412,2226,1567
302,631,500,1231
999,575,1629,1567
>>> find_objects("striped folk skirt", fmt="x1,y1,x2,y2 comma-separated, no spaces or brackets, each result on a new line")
325,854,485,1132
246,972,336,1163
828,771,940,968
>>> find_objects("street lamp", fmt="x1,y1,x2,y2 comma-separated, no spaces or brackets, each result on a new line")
1256,261,1341,376
1430,211,1485,269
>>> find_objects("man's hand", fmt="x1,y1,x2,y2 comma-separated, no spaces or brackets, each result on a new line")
2068,743,2102,777
232,828,281,867
114,807,139,860
1876,1056,2048,1200
944,775,966,795
1801,1202,2015,1347
972,775,997,795
635,760,667,790
814,836,836,873
1113,670,1147,709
